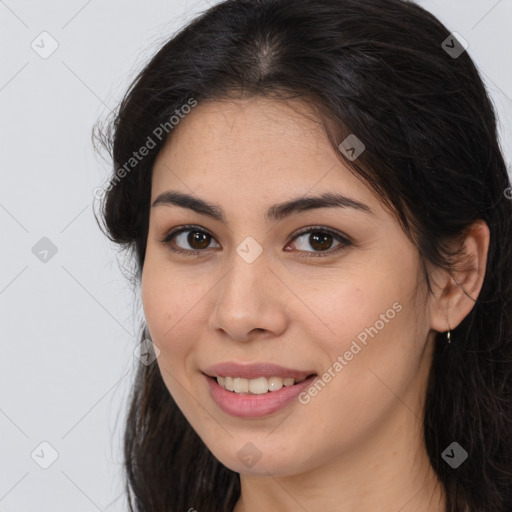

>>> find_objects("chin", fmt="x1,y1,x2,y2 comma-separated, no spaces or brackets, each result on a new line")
206,439,307,476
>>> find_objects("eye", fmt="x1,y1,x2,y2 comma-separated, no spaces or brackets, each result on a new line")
161,224,220,255
160,224,352,257
286,226,352,257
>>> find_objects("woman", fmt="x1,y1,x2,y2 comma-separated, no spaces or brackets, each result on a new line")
93,0,512,510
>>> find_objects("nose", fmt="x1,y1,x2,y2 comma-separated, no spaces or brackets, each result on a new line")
209,248,288,342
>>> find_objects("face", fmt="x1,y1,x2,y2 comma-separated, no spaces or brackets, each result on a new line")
141,96,436,476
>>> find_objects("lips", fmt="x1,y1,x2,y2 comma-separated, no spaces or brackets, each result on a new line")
202,361,316,380
202,361,318,418
205,373,317,418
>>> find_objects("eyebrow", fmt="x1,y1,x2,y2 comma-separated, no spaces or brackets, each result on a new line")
151,190,374,222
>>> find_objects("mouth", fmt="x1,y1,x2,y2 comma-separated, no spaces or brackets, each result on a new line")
202,361,316,381
210,374,315,395
202,362,318,418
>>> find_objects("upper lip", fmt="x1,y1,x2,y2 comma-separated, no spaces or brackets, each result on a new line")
202,362,316,380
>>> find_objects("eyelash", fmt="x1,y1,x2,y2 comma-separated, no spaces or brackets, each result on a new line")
160,224,352,258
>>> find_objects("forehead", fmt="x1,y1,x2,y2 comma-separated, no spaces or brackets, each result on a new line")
151,97,380,213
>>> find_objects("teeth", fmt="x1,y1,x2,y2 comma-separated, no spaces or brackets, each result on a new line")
268,376,283,391
215,375,308,394
233,377,249,393
224,376,233,391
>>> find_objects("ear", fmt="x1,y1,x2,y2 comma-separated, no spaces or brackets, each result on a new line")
429,219,490,333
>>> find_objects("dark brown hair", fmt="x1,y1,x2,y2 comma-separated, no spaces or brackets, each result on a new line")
93,0,512,510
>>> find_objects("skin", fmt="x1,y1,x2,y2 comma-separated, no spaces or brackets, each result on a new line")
141,96,489,512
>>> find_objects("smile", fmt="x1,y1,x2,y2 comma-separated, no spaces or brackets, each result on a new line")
215,375,307,394
203,374,317,419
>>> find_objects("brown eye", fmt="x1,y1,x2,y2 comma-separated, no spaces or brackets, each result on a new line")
287,227,352,257
309,232,334,251
187,230,211,250
162,225,220,254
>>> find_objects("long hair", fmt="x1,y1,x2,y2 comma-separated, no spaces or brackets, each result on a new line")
93,1,512,510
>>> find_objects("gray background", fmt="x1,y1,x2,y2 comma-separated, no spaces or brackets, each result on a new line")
0,0,511,510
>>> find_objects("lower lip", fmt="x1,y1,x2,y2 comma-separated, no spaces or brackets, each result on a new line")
205,374,317,418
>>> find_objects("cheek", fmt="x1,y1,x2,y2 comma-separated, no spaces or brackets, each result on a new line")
140,251,218,377
141,263,174,341
302,260,410,354
140,258,204,413
303,251,423,399
307,298,426,437
141,253,196,355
